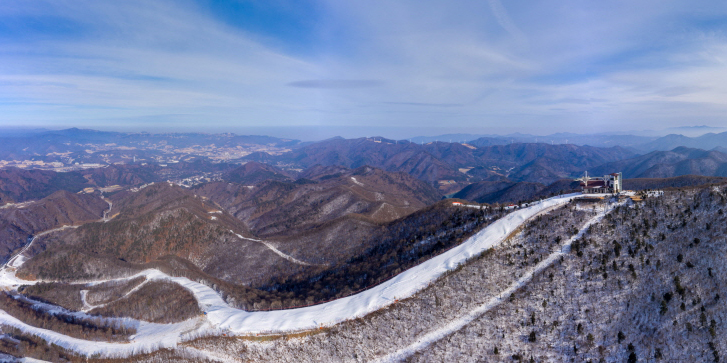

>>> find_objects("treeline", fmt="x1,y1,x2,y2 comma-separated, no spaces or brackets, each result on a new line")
0,325,80,362
0,292,135,342
0,324,215,363
89,281,201,323
19,278,147,313
85,277,146,306
16,246,144,282
19,282,85,311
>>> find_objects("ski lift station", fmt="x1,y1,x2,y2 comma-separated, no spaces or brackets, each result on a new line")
578,172,623,194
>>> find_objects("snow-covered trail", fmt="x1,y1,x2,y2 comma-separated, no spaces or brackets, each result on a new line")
230,231,319,266
0,200,35,210
374,202,620,363
180,346,230,363
0,193,583,358
0,269,212,357
79,277,150,312
4,194,113,270
0,309,206,357
5,225,79,269
350,176,364,186
100,194,113,222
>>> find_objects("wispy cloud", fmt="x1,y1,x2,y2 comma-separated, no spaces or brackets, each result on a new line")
487,0,528,47
287,80,384,88
383,102,463,107
1,0,727,136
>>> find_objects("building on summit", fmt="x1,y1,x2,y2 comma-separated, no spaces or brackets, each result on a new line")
578,171,622,194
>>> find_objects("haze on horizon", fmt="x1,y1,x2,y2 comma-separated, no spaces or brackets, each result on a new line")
2,0,727,140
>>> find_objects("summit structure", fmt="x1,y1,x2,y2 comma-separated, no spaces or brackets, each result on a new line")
578,171,623,193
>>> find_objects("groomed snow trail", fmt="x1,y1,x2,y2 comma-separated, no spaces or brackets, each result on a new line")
0,193,583,358
0,309,205,357
101,195,113,222
374,202,621,363
230,232,318,266
79,278,151,312
6,225,79,268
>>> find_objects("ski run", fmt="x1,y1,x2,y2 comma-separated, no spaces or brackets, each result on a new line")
0,193,612,358
375,200,622,362
230,232,318,266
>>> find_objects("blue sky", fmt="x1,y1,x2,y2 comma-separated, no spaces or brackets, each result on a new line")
2,0,727,139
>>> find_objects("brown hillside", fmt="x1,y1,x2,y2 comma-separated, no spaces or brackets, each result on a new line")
195,165,441,238
0,191,107,262
17,183,310,287
222,161,294,185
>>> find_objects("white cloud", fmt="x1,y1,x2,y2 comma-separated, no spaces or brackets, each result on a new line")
2,0,727,135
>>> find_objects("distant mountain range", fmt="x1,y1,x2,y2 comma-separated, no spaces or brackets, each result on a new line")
0,163,232,203
0,127,301,165
637,132,727,152
412,130,727,152
590,147,727,178
244,138,636,191
4,127,727,206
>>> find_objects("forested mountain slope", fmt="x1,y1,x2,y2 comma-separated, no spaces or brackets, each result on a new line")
2,183,725,362
195,165,441,238
412,184,727,362
221,161,294,185
15,183,308,287
5,169,484,312
0,168,90,203
0,191,107,262
177,184,726,362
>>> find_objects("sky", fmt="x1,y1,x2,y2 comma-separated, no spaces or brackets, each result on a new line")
2,0,727,140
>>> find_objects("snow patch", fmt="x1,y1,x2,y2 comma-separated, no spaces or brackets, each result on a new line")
350,177,364,187
231,232,315,266
0,201,35,210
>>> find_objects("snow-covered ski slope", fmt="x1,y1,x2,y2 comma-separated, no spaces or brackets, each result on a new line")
376,200,620,362
198,193,581,334
0,193,583,356
0,309,202,357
